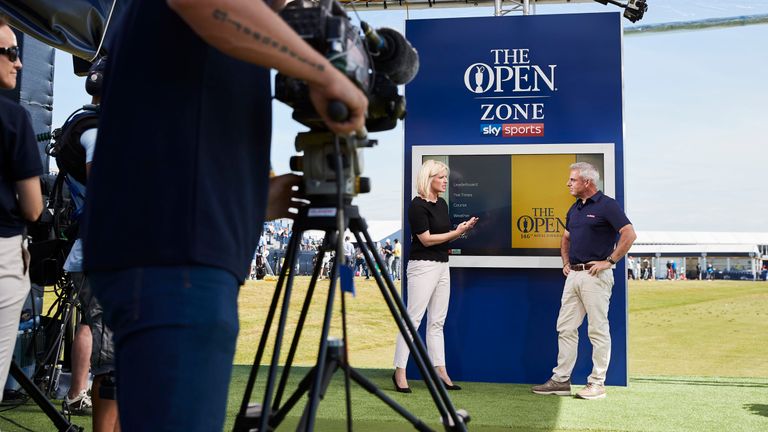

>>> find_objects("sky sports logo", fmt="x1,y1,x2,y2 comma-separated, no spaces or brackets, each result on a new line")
481,123,544,137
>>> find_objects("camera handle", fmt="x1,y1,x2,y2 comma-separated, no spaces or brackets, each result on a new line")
327,101,368,140
327,100,348,122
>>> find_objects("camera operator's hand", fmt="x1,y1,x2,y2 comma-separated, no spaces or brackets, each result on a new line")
308,70,368,135
266,174,304,220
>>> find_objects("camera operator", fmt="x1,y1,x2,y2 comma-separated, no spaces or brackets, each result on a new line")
60,57,120,431
82,1,367,431
0,16,43,400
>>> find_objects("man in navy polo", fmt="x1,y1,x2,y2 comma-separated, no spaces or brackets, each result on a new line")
532,162,636,400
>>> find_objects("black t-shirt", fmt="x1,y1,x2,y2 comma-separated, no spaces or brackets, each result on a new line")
83,1,272,281
408,197,451,262
0,98,44,237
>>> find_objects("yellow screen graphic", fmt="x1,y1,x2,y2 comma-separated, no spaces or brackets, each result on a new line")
511,155,576,248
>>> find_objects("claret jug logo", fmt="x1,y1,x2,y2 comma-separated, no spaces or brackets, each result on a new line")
516,208,566,236
469,49,556,137
464,49,557,95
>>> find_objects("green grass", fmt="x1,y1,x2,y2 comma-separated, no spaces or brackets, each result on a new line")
235,277,401,368
628,280,768,377
2,278,767,431
220,370,768,432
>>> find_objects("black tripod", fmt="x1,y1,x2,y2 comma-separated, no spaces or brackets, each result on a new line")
9,362,83,431
234,203,469,431
34,274,81,398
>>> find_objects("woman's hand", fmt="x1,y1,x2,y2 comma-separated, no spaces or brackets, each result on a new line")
456,216,479,234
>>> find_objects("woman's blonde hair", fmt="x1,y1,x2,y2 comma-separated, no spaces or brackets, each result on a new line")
416,159,449,199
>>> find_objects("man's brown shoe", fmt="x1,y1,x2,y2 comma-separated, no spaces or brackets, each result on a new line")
531,379,571,396
576,383,606,400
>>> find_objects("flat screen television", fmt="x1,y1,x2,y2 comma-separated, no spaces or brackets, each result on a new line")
411,144,616,268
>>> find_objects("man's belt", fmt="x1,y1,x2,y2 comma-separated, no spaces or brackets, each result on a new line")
569,263,595,271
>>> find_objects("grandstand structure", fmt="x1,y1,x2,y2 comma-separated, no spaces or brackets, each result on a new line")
628,231,768,280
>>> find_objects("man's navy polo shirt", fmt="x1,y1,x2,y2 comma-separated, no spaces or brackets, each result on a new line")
565,191,631,264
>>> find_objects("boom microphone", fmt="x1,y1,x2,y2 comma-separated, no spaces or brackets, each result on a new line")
361,22,419,85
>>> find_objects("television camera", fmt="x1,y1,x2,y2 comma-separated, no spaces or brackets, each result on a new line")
275,0,419,199
594,0,648,23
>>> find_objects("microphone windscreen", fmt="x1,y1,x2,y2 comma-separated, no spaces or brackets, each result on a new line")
374,28,419,85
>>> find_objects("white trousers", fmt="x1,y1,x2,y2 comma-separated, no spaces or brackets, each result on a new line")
551,268,614,386
393,260,450,369
0,235,31,401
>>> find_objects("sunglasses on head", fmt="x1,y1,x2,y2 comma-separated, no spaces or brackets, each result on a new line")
0,46,19,62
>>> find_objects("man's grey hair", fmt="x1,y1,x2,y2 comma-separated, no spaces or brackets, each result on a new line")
570,162,600,184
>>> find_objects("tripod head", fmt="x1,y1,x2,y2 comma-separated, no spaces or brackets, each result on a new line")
289,130,376,200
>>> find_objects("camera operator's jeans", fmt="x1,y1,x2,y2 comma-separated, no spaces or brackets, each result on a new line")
90,266,239,431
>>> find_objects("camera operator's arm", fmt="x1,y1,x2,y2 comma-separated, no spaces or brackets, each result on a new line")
266,174,303,221
167,0,367,135
15,177,43,222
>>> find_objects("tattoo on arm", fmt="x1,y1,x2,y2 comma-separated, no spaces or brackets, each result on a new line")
212,9,325,72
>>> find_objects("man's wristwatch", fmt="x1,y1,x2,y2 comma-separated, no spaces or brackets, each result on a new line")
607,256,616,265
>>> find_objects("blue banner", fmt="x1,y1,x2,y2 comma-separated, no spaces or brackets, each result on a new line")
404,12,627,385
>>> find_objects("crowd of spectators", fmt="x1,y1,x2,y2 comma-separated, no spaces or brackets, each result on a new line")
249,220,401,281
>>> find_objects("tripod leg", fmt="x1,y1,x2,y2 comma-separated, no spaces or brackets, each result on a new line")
342,365,433,432
270,365,316,426
339,282,353,432
257,228,305,432
297,340,343,432
35,294,63,377
299,252,340,432
354,228,467,431
63,289,80,371
273,247,326,409
45,279,79,398
235,225,305,431
33,281,63,390
235,241,291,421
10,362,82,432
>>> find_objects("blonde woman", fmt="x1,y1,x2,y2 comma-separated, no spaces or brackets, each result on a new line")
392,160,477,393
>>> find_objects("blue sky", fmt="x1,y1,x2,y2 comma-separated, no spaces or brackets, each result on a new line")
51,0,768,232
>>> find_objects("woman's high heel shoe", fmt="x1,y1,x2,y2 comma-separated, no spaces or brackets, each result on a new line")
392,373,412,393
441,379,462,391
